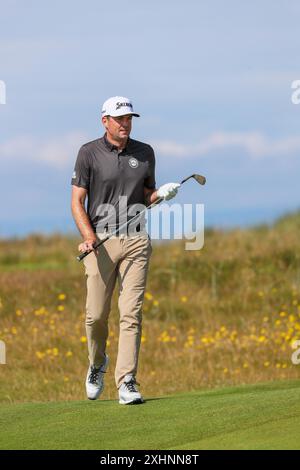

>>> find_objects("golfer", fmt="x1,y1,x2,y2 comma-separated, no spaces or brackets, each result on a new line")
71,96,180,404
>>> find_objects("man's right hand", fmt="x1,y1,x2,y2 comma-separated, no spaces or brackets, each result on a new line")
78,237,98,255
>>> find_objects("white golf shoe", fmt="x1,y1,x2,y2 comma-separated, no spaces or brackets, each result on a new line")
118,375,144,405
86,354,109,400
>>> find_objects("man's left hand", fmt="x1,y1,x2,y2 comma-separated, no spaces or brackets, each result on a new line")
157,182,181,201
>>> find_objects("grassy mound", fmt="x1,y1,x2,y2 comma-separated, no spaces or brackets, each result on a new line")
0,380,299,450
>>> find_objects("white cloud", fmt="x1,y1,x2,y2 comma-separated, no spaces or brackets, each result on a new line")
1,130,300,171
0,131,89,168
151,132,300,159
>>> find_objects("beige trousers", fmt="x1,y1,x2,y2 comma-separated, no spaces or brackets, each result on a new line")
83,232,152,388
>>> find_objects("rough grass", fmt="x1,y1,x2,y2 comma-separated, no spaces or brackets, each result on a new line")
0,380,299,450
0,212,300,403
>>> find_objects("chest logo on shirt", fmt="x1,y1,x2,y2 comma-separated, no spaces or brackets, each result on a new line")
128,157,139,169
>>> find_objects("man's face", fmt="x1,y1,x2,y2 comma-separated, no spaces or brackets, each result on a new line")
102,114,132,142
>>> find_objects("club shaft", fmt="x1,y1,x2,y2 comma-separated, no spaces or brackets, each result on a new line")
76,173,205,261
76,197,163,261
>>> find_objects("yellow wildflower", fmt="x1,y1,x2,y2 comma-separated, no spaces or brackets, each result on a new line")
34,306,47,316
36,351,45,360
258,336,266,343
145,292,153,301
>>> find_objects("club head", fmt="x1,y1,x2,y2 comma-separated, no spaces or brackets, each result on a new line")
180,174,206,185
192,174,206,185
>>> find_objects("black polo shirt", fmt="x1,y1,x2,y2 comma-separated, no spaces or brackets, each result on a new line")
71,134,156,233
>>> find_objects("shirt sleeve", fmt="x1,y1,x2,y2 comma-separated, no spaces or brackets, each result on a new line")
144,146,156,189
71,146,90,189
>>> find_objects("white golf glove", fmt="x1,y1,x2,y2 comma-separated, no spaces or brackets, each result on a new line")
157,182,181,201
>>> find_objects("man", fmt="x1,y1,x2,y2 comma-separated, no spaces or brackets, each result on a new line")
71,96,180,404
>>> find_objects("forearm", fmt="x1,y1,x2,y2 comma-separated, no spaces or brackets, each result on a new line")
71,201,95,240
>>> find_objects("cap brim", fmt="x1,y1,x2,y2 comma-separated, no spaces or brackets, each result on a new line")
105,111,140,118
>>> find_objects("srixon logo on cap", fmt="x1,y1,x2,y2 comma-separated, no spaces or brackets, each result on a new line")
116,102,133,110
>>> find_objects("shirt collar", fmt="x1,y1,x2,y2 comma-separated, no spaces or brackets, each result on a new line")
103,133,131,153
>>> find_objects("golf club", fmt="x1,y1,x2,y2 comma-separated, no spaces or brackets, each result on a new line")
76,173,206,261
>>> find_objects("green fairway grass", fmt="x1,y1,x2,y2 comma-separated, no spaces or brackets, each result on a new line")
0,380,300,450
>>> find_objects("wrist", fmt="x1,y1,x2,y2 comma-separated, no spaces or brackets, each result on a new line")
152,190,159,203
83,233,96,242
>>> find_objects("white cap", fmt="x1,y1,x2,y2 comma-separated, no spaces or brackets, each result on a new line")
101,96,140,118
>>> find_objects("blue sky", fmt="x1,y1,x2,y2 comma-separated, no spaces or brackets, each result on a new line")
0,0,300,237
